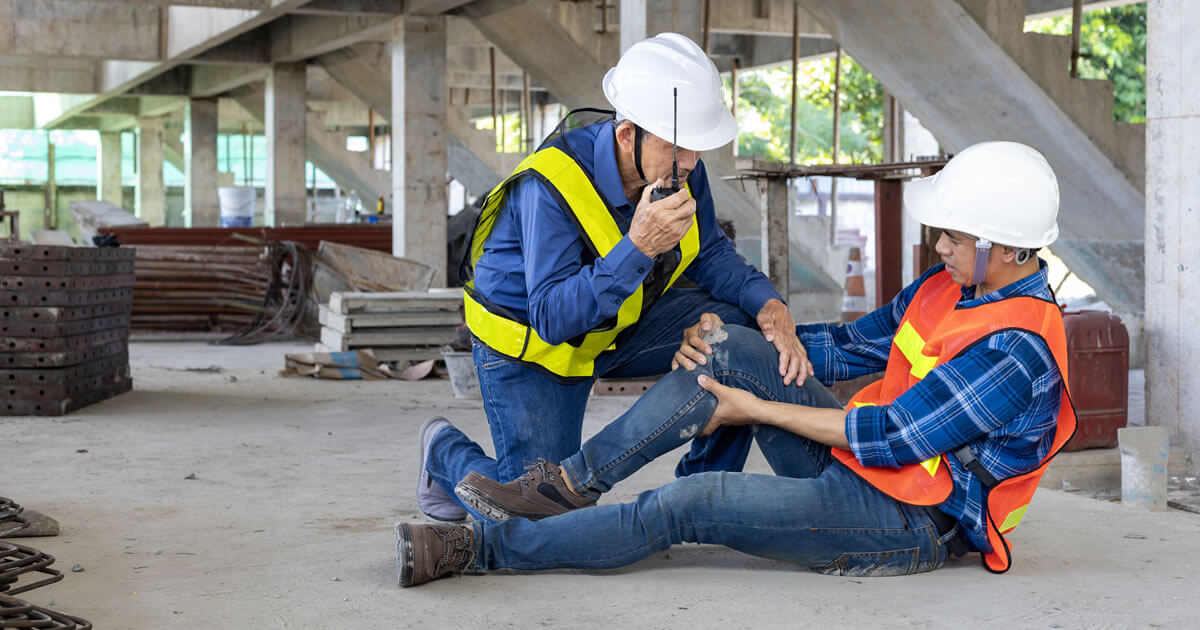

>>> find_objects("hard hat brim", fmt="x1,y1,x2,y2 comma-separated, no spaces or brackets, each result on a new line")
903,174,945,231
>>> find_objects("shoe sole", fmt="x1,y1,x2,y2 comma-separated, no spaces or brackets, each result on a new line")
453,481,520,522
417,417,468,524
395,522,415,587
453,474,570,522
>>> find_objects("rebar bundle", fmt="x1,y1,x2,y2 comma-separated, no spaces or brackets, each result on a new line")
0,498,89,629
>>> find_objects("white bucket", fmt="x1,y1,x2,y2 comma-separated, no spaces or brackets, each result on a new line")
218,187,256,227
441,350,481,399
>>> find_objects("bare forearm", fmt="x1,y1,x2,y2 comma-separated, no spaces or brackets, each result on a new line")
757,401,851,449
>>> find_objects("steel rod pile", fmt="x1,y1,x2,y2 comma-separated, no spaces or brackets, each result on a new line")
130,245,272,332
0,245,133,416
316,290,464,363
0,498,90,629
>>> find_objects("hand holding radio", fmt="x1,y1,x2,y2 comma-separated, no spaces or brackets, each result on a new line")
629,179,695,258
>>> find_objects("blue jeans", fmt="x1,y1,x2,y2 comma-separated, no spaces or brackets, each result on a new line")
425,289,756,519
471,325,957,577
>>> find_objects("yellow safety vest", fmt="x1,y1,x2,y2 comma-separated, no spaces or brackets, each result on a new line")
463,146,700,380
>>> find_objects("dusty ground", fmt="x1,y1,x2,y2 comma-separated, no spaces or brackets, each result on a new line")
2,341,1199,628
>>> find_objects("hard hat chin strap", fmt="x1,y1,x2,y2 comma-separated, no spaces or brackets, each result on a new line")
972,238,992,287
633,124,651,186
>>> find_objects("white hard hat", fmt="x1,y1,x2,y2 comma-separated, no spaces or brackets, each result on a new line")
904,141,1060,249
603,33,737,152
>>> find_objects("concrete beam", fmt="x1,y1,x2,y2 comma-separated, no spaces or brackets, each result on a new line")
191,64,268,97
292,0,405,15
0,55,96,93
72,0,268,7
407,0,478,15
1026,0,1146,19
269,14,393,63
1,0,161,61
708,0,829,37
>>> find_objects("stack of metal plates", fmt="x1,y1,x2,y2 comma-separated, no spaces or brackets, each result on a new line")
0,244,134,416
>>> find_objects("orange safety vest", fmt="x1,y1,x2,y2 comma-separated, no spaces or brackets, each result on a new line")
831,270,1076,573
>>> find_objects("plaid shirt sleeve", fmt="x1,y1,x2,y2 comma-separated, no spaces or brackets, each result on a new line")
845,327,1061,470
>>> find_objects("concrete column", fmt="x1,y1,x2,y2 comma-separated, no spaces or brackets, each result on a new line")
647,0,702,44
135,117,165,226
620,0,647,53
391,15,448,286
184,98,220,227
1145,0,1200,468
97,131,123,208
265,62,307,226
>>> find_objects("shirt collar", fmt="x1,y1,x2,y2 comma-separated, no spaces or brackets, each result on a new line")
959,259,1053,306
593,121,634,213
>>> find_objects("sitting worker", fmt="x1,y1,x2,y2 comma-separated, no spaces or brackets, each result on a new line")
395,141,1077,585
417,32,808,523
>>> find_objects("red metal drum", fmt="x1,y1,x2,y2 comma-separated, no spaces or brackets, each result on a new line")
1061,310,1130,451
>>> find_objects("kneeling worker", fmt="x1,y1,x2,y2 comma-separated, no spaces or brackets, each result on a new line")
397,141,1077,584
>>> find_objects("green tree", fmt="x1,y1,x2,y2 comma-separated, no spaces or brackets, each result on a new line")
1025,3,1146,122
728,54,884,164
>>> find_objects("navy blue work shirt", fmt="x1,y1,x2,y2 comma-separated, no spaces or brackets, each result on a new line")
472,120,781,346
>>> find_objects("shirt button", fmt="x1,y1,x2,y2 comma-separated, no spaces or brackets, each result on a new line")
613,297,620,304
637,267,645,274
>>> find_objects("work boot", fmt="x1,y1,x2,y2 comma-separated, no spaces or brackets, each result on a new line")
454,459,596,522
395,522,476,587
416,417,468,523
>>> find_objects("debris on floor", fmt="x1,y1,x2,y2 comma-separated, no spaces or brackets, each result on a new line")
281,348,437,381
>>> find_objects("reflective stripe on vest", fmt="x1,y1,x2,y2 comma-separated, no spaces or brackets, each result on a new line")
463,146,700,380
831,270,1077,573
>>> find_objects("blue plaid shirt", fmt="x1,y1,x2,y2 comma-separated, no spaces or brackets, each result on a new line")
799,262,1063,552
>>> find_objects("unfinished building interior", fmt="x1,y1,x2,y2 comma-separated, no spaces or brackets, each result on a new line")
1,0,1198,626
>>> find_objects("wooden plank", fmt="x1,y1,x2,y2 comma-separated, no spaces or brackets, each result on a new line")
319,304,463,332
329,289,463,314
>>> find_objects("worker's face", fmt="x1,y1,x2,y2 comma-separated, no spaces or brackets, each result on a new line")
935,229,984,286
638,130,700,185
616,121,700,187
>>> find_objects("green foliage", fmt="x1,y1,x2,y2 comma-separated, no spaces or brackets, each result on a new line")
1025,3,1146,122
728,54,883,164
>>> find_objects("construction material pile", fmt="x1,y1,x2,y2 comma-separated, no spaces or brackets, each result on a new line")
130,245,271,333
1,497,90,628
317,290,465,364
0,244,133,416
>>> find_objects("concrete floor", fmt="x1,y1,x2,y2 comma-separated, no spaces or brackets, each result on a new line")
3,341,1200,628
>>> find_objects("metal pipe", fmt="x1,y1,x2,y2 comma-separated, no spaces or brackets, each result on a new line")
490,47,499,152
523,72,532,153
831,46,843,164
731,57,740,158
1070,0,1083,77
789,0,799,165
702,0,712,53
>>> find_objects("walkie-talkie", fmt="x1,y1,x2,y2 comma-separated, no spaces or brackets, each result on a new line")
650,87,680,202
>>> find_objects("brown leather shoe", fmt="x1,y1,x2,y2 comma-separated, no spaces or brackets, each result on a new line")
395,522,476,587
454,459,597,522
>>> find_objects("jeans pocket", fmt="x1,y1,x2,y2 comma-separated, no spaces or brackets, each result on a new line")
816,547,921,577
